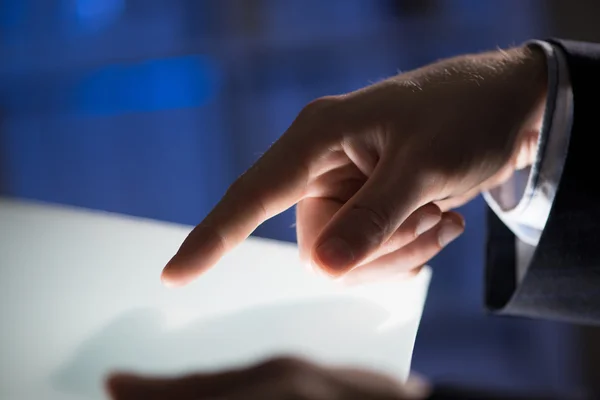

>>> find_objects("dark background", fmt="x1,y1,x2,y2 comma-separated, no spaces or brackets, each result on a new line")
2,0,600,396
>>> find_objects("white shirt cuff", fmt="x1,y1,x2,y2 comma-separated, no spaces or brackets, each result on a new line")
483,40,573,247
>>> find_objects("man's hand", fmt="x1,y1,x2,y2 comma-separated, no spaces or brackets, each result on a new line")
162,45,547,286
106,357,430,400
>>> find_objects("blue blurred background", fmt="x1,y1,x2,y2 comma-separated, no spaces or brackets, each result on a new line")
2,0,598,396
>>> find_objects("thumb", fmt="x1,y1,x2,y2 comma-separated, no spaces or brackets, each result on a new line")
312,155,424,276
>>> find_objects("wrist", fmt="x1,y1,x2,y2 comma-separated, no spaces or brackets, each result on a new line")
511,44,549,169
500,44,548,113
517,44,549,111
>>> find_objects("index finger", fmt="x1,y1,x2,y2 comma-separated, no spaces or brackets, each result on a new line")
161,124,318,286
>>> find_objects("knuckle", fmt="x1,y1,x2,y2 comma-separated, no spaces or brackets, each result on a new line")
225,174,247,198
420,202,442,216
225,173,269,221
412,204,442,239
251,194,269,222
352,204,393,239
296,96,343,125
431,231,445,252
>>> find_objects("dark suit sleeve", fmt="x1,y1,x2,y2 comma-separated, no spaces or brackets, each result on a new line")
486,40,600,325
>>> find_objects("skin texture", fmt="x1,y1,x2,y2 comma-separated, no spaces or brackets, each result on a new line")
108,45,548,399
161,45,547,285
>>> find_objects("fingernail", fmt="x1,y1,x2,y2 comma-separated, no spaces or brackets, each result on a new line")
308,259,340,282
315,237,354,271
438,220,463,247
416,212,441,236
160,271,181,288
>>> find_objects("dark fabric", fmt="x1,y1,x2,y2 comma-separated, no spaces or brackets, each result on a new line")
428,383,580,400
486,39,600,324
